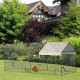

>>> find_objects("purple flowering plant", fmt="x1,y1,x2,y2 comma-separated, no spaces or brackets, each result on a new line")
0,44,11,59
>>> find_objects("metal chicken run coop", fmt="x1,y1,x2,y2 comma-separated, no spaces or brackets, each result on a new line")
4,42,77,76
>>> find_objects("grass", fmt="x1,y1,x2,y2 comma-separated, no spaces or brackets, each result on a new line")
0,60,80,80
4,60,76,75
4,60,62,75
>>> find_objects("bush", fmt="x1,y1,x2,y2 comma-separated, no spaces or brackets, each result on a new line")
8,53,19,60
43,36,59,42
0,54,5,59
76,55,80,67
17,56,26,61
62,37,80,54
22,19,45,43
0,44,10,59
5,42,46,61
62,37,80,67
8,43,26,56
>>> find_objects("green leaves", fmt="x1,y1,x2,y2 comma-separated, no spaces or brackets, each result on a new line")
0,0,32,43
59,0,80,38
7,30,16,36
0,33,5,36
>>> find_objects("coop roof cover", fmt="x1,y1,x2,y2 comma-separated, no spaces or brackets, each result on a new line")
39,42,76,56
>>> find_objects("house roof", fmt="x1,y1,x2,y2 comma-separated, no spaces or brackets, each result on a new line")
27,1,61,15
27,1,52,14
27,1,39,10
39,42,76,56
48,5,61,15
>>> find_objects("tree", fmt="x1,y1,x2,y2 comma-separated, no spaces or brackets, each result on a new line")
0,0,32,43
22,19,45,43
59,0,80,38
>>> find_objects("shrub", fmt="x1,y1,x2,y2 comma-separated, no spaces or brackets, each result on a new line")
62,37,80,54
62,37,80,67
5,42,46,61
8,43,26,56
17,56,26,61
8,52,19,60
0,44,10,59
0,54,5,59
43,36,59,42
76,55,80,67
22,19,45,43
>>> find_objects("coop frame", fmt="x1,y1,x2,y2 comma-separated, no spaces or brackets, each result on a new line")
4,42,77,76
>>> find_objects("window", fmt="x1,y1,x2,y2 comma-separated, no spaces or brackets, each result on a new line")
33,14,45,19
41,15,44,18
38,15,41,18
33,15,35,18
36,15,38,18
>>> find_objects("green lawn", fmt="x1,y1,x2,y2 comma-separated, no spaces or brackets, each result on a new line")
0,60,80,80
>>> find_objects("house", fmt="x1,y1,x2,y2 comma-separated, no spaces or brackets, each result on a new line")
44,0,80,23
26,0,80,23
27,1,61,21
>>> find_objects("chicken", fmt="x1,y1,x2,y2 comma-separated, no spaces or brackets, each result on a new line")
24,67,29,72
54,68,58,75
63,67,68,74
32,66,40,72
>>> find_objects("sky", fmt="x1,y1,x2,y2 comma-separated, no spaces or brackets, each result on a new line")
0,0,60,6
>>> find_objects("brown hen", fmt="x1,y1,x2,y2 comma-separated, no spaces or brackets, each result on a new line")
32,66,40,72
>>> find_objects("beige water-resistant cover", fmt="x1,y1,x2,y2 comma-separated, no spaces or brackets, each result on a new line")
39,42,76,56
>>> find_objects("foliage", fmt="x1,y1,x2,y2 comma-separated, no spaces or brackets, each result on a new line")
8,52,19,60
22,19,45,43
43,36,59,42
0,44,10,59
7,43,27,60
6,42,45,61
62,37,80,54
0,0,32,44
76,55,80,67
59,0,80,38
7,43,29,56
40,18,46,22
0,54,4,59
62,37,80,67
43,21,62,37
17,56,26,61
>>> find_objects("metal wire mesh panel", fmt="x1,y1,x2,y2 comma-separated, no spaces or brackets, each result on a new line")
4,43,45,73
61,54,77,75
4,42,77,75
